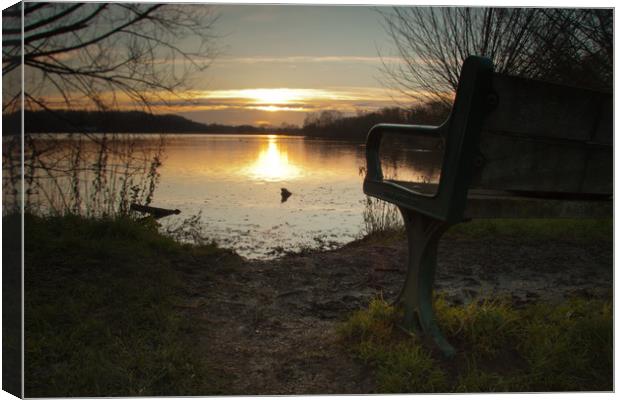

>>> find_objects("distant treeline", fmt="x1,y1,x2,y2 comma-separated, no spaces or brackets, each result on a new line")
301,102,450,141
3,110,300,135
5,105,451,140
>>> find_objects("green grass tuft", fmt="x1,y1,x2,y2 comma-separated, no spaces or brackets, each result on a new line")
339,299,447,392
436,296,520,358
340,296,612,393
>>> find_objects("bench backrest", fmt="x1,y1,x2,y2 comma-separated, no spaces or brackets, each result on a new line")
471,74,612,197
363,56,612,223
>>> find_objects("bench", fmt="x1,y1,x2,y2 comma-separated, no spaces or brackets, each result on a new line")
363,56,612,357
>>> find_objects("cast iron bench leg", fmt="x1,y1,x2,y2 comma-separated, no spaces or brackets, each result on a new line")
397,207,456,358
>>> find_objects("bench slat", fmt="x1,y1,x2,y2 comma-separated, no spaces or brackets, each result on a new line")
468,74,613,196
464,191,612,219
486,75,612,144
471,134,612,195
384,180,611,219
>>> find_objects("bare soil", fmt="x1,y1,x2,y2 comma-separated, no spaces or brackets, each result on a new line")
174,234,612,395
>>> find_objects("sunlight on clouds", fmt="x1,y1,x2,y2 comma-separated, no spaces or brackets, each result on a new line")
187,87,413,112
194,88,357,103
243,88,304,104
217,56,405,65
250,105,308,112
37,86,419,124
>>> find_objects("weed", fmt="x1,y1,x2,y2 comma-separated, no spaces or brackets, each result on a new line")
436,296,520,358
340,299,447,393
454,358,514,392
4,133,166,218
360,196,403,237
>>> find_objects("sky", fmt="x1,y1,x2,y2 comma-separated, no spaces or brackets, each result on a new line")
172,5,409,126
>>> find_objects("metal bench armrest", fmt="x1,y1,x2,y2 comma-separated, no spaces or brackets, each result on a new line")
365,123,441,182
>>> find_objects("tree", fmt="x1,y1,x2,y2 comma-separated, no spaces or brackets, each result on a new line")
2,3,218,215
379,7,612,106
3,2,218,113
526,9,612,90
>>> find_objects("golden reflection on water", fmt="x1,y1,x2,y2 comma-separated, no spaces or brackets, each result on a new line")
245,135,301,181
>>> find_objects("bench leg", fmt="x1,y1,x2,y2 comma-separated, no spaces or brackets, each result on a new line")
397,207,455,358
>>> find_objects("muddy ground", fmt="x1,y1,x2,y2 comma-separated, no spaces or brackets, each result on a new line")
174,234,612,395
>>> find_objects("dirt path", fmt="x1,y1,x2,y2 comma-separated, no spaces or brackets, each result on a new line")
175,235,612,395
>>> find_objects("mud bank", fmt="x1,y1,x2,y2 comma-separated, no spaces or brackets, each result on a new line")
175,233,612,394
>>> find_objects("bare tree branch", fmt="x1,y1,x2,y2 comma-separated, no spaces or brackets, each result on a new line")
2,3,219,215
379,7,612,105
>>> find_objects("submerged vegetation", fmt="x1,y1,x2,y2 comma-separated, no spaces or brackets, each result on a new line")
339,297,612,393
23,213,235,397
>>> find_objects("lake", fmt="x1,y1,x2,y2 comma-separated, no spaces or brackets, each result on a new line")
16,133,443,259
152,134,442,259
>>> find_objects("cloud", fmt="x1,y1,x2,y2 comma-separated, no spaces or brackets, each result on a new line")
216,55,404,65
35,85,417,124
144,86,415,115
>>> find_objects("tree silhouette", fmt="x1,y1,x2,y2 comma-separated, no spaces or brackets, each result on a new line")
379,7,612,106
2,3,219,215
3,2,218,114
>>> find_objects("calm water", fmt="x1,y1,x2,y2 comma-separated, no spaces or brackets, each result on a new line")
151,134,441,259
18,133,442,259
152,134,367,258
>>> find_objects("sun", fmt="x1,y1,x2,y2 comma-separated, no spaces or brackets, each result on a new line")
243,88,304,104
191,87,343,113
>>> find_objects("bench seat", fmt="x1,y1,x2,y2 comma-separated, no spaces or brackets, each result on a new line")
366,179,613,219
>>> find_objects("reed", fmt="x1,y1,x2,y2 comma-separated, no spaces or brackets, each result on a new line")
3,132,166,218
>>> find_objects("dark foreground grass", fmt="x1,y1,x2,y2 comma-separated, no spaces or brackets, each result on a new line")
23,214,231,397
339,297,612,393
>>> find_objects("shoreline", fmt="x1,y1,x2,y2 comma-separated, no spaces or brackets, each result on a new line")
19,214,613,395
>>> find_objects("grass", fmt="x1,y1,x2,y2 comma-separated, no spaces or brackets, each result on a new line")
354,218,612,256
360,193,612,244
339,297,612,393
18,210,614,395
361,195,403,237
446,218,613,243
350,213,612,393
23,213,234,397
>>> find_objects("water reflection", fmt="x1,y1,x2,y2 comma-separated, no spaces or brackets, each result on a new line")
245,135,301,181
19,134,444,259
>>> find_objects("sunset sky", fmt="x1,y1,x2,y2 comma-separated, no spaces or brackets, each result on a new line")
173,5,410,127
